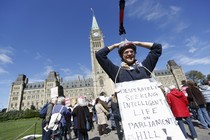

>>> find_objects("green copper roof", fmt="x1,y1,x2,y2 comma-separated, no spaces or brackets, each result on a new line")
91,9,99,30
92,16,99,30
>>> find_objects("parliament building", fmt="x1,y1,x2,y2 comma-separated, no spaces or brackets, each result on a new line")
7,15,186,111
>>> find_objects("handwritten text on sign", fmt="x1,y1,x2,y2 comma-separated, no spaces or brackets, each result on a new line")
116,79,186,140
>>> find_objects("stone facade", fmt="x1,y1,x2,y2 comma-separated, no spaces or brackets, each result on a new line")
7,15,186,111
154,60,187,89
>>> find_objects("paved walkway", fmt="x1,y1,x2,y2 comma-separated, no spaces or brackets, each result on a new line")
86,122,118,140
185,119,210,140
86,119,210,140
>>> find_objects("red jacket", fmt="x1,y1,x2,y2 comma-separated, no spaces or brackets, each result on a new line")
166,88,190,117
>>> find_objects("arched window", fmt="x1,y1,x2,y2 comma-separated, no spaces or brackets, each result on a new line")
99,79,104,87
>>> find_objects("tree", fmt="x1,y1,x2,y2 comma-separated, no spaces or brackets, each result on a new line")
1,108,7,112
30,105,36,110
185,70,205,83
207,74,210,81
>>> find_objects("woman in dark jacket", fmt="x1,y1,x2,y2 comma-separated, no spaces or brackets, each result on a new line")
72,97,90,140
186,80,210,129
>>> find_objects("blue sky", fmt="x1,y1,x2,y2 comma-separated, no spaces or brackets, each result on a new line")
1,0,210,109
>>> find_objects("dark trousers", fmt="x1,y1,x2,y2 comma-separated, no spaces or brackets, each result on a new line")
77,129,88,140
98,124,108,135
206,103,210,117
114,115,123,140
42,120,52,140
51,126,67,140
176,117,197,139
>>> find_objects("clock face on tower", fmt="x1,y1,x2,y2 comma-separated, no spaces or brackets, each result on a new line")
93,32,99,37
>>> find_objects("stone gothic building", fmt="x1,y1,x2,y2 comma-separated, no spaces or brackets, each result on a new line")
7,15,186,111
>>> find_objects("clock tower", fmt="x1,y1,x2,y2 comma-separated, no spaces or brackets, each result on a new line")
90,14,115,98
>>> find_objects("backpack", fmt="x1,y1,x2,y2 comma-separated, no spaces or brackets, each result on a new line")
48,106,64,131
39,103,51,119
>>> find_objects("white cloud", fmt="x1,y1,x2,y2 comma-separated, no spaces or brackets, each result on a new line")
62,64,92,81
161,42,175,49
44,65,54,76
34,52,42,60
185,36,199,47
46,58,53,64
28,65,55,83
177,55,210,65
0,47,14,75
0,54,13,64
0,47,14,64
126,1,190,33
126,1,182,22
126,0,137,6
63,74,82,81
0,47,14,54
127,1,165,21
169,6,181,15
174,22,189,33
184,36,208,54
0,67,8,74
28,78,44,83
78,63,92,78
60,68,72,75
188,47,197,53
0,79,11,84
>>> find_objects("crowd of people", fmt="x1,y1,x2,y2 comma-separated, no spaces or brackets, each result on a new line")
41,91,121,140
95,39,210,140
41,80,210,140
41,40,161,140
40,40,210,140
164,79,210,140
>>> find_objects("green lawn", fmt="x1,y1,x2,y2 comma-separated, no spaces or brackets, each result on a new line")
0,118,43,140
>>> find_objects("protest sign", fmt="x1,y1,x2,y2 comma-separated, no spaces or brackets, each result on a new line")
116,78,186,140
65,97,71,107
51,86,58,98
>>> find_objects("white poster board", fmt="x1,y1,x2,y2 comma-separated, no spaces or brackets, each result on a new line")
51,86,58,98
116,79,186,140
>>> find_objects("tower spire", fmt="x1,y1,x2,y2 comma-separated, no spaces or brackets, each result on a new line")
91,8,99,30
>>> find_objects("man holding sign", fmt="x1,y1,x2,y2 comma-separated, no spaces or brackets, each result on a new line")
95,40,162,83
96,41,187,139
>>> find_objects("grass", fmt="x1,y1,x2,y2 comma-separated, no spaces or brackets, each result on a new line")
0,118,43,140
